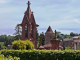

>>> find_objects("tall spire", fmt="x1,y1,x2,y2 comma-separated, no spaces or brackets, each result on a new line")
25,1,31,19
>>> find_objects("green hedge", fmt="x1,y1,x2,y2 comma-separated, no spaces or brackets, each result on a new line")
0,54,20,60
1,50,80,60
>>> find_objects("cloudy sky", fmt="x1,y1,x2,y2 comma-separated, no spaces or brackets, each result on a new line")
0,0,80,35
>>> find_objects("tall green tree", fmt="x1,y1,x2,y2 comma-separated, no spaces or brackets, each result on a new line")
13,25,22,40
4,40,12,46
70,32,74,37
0,35,14,42
40,32,45,45
36,28,39,40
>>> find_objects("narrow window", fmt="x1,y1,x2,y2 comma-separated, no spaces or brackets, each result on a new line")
31,24,33,37
25,24,28,37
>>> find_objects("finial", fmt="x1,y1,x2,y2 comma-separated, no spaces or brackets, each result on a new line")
55,30,57,38
27,1,31,6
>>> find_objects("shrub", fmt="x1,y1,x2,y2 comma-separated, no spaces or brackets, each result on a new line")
12,39,34,50
65,46,74,50
12,39,26,50
0,54,20,60
1,50,80,60
25,40,34,50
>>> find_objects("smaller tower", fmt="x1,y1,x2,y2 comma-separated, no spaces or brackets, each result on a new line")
45,26,54,44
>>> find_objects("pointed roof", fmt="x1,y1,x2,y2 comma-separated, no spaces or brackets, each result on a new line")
20,1,39,27
25,1,32,19
45,26,54,33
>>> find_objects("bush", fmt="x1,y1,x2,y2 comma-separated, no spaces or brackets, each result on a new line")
25,40,34,50
1,50,80,60
65,46,74,50
0,54,20,60
12,39,34,50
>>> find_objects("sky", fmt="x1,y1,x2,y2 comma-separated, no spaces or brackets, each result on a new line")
0,0,80,35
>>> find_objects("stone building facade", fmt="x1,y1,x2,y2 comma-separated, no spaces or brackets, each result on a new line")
59,39,73,48
73,36,80,50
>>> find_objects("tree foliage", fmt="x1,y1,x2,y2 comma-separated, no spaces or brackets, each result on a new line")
13,25,22,40
0,35,14,42
12,39,34,50
40,32,45,45
4,40,12,47
70,32,74,37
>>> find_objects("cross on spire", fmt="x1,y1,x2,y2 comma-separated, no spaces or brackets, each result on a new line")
27,1,31,6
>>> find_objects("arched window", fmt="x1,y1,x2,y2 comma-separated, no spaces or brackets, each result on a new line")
25,24,28,37
31,24,33,38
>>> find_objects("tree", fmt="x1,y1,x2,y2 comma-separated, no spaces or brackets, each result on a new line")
57,34,61,39
36,28,39,40
4,40,12,47
55,31,61,39
70,32,74,37
64,34,70,38
0,44,1,48
13,25,22,40
40,32,45,45
56,31,61,35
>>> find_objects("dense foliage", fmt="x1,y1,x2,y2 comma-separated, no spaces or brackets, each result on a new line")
12,39,34,50
0,42,6,49
65,46,74,50
1,50,80,60
0,55,20,60
0,35,14,42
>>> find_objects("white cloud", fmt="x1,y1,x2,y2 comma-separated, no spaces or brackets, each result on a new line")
74,19,80,23
71,10,80,12
0,8,18,13
41,19,80,26
0,0,12,4
0,19,17,29
63,16,72,19
49,20,73,26
0,0,6,3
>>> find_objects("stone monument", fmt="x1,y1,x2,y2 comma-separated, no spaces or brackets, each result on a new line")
18,1,39,48
50,30,60,50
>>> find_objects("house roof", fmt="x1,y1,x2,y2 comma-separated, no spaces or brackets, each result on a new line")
73,36,80,39
63,39,73,41
44,43,51,48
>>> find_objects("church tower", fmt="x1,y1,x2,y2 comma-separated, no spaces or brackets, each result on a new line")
45,26,54,44
18,1,39,48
